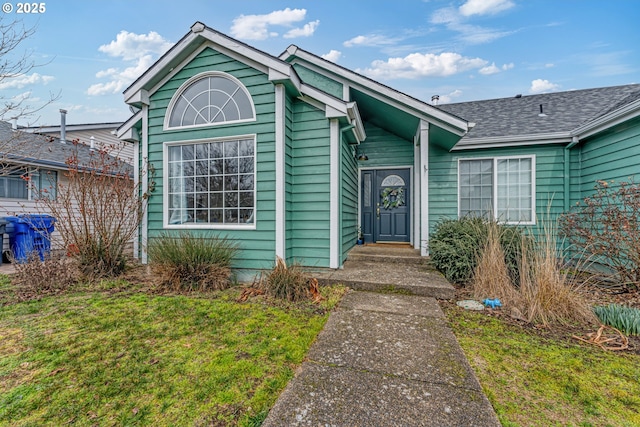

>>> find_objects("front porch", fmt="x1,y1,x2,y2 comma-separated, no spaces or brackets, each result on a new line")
317,244,454,299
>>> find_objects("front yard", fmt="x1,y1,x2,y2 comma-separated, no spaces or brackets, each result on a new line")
0,275,344,426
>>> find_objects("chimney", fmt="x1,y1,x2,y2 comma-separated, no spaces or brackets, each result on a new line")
90,136,95,151
59,109,67,144
11,117,17,131
431,95,440,106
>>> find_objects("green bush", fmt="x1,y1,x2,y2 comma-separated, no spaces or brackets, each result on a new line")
593,304,640,336
428,217,527,285
147,232,238,292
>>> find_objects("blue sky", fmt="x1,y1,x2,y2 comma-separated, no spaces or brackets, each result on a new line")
2,0,639,126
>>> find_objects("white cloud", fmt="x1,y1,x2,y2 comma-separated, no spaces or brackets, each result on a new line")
0,73,54,90
343,34,400,48
98,30,172,61
230,8,310,40
545,63,555,68
321,50,342,63
438,89,464,104
430,3,515,45
529,79,560,94
503,63,515,70
88,31,172,96
459,0,515,17
479,63,500,75
284,20,319,39
359,52,487,80
87,53,157,96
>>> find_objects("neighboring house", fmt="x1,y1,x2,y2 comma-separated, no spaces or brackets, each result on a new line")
117,22,640,279
24,116,132,164
0,120,130,256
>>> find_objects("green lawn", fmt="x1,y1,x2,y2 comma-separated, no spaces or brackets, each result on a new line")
446,307,640,427
0,276,345,426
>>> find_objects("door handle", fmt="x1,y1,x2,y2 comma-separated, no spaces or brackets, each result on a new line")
376,203,380,218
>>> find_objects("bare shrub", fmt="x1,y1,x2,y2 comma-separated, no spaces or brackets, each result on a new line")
560,180,640,290
35,142,147,279
11,253,78,301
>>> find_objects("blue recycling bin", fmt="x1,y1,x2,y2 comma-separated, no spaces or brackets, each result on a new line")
5,214,56,263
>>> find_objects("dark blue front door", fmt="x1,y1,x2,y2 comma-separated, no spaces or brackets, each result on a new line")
361,168,411,243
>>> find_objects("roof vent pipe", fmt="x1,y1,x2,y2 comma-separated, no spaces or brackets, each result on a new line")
538,104,547,117
11,117,17,131
90,136,95,151
431,95,440,106
59,109,67,144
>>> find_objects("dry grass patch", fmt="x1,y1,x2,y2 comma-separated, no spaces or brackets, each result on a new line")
473,219,597,327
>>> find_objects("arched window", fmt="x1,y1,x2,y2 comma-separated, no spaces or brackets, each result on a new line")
381,174,405,187
165,72,255,129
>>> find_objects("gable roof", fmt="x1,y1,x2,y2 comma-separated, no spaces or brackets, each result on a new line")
279,45,470,137
438,84,640,149
120,22,366,143
0,121,130,173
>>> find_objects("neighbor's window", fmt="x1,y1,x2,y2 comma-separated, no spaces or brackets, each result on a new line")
459,156,534,224
167,138,255,226
0,167,57,200
166,72,255,129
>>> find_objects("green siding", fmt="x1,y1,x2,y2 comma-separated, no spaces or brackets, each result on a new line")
341,134,359,262
576,116,640,201
289,101,331,267
292,64,343,99
428,144,567,237
145,47,277,273
357,122,414,168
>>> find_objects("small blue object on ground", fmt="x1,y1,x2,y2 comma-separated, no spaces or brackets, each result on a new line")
4,215,56,263
483,298,502,309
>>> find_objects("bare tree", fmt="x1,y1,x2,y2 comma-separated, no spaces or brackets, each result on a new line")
0,16,59,176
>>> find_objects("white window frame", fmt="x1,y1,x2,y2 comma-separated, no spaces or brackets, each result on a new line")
163,135,257,230
163,71,257,131
458,155,536,225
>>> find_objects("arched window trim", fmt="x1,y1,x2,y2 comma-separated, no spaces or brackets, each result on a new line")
163,71,257,130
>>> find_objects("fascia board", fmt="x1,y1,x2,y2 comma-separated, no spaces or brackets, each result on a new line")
116,111,142,140
572,99,640,140
451,132,572,151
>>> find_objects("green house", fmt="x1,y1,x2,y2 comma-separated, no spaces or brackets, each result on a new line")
118,22,640,279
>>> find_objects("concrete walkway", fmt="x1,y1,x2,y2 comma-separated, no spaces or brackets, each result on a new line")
262,291,501,426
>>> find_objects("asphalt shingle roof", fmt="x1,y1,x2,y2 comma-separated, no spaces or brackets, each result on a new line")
438,84,640,143
0,121,131,173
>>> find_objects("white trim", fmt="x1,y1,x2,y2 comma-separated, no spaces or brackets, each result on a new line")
274,84,286,260
451,132,571,150
419,120,429,256
413,132,421,250
162,134,258,231
163,71,257,131
141,105,149,264
330,119,340,269
133,138,140,259
457,154,537,226
572,98,640,140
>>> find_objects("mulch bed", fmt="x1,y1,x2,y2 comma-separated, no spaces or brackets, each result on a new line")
442,283,640,355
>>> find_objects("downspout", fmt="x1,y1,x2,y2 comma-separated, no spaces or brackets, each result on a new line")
564,136,580,212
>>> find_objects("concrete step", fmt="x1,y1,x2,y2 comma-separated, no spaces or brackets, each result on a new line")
347,245,435,268
316,261,454,299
